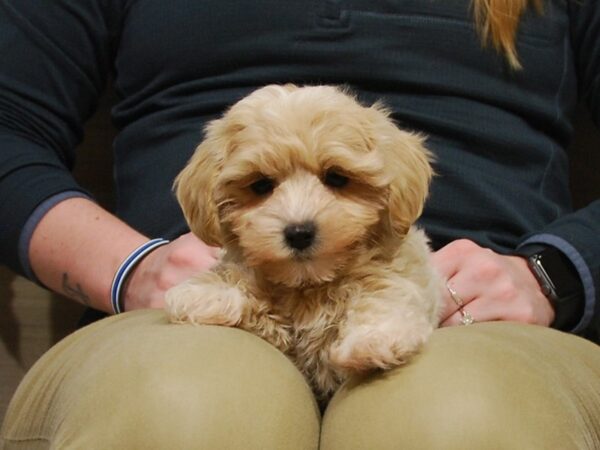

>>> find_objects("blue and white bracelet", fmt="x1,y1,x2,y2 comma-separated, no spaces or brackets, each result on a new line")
110,238,170,314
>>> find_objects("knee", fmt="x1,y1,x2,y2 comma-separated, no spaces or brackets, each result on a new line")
31,311,320,449
321,322,600,450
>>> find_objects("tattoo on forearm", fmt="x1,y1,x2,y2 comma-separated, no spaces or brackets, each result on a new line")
62,273,90,306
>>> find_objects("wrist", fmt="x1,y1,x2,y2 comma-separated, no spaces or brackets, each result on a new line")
514,245,585,331
111,238,170,313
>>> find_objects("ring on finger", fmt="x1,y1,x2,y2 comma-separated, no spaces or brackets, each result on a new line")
446,282,465,307
459,308,475,326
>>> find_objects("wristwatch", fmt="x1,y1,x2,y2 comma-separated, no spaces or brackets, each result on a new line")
515,244,585,331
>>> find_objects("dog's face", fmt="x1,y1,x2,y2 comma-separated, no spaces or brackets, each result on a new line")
176,85,433,287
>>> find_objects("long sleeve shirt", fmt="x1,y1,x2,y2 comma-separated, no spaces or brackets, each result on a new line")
0,0,598,340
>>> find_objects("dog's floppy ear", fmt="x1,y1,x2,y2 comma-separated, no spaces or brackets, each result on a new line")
371,106,434,238
174,120,229,246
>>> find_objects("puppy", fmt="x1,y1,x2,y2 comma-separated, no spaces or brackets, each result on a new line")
165,84,442,404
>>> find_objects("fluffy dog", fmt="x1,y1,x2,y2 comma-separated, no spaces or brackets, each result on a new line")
165,84,442,403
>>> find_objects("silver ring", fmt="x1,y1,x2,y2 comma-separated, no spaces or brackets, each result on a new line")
446,282,464,307
446,283,475,325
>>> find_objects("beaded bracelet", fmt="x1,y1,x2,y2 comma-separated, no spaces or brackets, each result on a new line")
110,238,170,314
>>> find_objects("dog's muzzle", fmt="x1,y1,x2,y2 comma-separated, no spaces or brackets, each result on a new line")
284,222,316,251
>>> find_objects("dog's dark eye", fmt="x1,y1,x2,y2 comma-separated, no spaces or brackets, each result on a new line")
324,170,349,188
250,177,275,195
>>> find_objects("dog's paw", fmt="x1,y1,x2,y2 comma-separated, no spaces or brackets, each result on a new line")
329,321,433,373
165,278,247,326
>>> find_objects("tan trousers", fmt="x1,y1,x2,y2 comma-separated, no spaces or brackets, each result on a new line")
2,310,599,449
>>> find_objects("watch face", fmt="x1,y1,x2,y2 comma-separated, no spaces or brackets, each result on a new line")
531,250,581,301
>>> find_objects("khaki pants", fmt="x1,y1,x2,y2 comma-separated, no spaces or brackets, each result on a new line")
2,310,599,449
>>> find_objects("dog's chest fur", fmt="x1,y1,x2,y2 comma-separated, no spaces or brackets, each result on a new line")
233,272,352,401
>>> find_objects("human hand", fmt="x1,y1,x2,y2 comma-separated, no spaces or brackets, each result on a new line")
122,232,220,311
431,239,555,327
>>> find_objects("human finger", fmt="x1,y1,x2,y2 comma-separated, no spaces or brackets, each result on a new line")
440,278,478,322
441,288,553,327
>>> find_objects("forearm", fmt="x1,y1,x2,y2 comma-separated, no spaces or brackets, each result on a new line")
29,197,148,313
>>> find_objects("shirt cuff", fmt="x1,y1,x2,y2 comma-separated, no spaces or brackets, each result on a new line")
18,190,93,283
519,234,595,334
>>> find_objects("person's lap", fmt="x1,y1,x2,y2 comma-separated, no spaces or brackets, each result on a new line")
1,310,599,449
323,322,600,449
0,311,320,450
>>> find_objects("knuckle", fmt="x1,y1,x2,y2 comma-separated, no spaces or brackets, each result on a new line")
496,281,519,303
515,303,537,324
167,246,192,266
452,239,478,254
167,244,215,270
154,270,180,292
476,260,503,282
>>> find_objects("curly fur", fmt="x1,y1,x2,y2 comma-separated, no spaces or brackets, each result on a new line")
165,85,442,404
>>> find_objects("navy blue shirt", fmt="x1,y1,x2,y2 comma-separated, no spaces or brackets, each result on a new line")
0,0,598,338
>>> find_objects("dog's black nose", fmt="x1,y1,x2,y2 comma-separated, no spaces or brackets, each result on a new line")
284,222,316,251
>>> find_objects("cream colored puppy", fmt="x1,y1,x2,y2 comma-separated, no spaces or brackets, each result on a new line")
165,84,442,403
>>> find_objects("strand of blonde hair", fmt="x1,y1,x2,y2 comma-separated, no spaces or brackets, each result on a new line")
472,0,544,69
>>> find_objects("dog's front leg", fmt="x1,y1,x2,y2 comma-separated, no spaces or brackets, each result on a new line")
165,270,249,326
165,270,292,352
328,281,439,373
